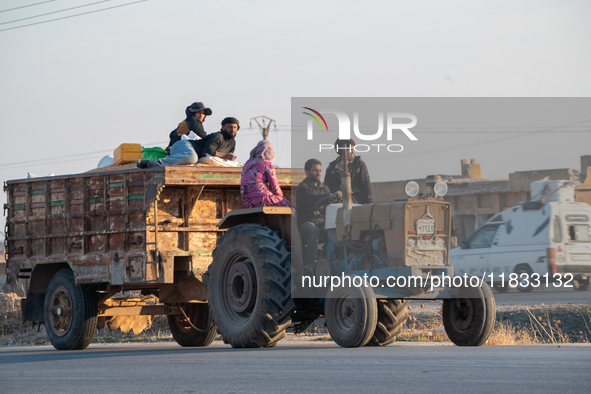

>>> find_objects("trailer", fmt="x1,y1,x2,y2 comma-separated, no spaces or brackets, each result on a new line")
3,166,301,349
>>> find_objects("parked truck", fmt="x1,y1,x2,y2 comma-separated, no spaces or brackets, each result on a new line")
450,180,591,292
4,166,495,350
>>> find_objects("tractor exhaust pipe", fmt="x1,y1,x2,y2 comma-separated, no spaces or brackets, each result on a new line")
339,143,353,239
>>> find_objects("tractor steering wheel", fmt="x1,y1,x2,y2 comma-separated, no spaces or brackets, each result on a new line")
312,193,342,216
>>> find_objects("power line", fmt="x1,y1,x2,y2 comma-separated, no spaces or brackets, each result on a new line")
0,0,58,13
367,117,591,162
0,130,279,171
279,126,590,134
0,140,168,170
0,0,116,26
0,130,274,170
249,116,276,140
0,0,148,32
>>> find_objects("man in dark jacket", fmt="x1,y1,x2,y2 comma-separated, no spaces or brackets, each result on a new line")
167,102,211,148
296,158,341,265
195,117,238,161
137,117,239,168
324,139,373,204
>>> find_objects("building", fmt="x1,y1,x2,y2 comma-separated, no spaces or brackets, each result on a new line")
373,156,590,242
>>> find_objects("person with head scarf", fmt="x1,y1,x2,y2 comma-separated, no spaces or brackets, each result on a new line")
324,138,374,204
240,140,294,210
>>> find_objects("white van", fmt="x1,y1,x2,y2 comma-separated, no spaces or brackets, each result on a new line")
450,181,591,292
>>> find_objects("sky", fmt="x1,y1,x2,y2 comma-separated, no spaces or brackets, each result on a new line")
1,0,591,231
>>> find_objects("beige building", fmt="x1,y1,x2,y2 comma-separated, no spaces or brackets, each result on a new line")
373,156,590,242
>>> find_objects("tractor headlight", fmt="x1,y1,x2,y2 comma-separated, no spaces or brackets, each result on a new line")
407,238,416,247
434,181,448,197
405,181,419,197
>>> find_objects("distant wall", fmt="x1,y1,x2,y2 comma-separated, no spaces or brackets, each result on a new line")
508,168,578,191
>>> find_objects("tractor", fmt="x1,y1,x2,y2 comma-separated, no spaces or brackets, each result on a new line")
206,162,496,348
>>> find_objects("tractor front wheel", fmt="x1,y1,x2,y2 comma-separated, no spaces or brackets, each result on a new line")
442,280,496,346
325,278,377,348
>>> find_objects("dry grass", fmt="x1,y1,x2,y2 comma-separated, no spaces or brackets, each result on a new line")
397,306,591,345
0,292,20,316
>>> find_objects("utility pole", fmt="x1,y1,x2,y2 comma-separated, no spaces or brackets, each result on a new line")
250,116,276,140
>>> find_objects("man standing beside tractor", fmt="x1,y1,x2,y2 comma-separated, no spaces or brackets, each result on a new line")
324,138,373,204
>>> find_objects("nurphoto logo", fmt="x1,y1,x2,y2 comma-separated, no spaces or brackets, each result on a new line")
302,107,418,153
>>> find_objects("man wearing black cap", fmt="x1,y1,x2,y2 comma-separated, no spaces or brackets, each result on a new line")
137,117,239,168
167,102,212,148
200,117,239,161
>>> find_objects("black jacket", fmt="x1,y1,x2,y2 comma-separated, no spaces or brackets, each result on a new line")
167,116,207,148
190,130,235,158
324,156,373,204
296,177,331,227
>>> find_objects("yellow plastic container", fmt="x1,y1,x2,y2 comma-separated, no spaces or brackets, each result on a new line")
114,143,143,165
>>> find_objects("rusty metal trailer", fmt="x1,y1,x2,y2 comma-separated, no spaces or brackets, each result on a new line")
3,166,300,349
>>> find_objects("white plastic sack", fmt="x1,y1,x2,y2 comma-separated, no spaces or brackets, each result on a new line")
530,180,578,202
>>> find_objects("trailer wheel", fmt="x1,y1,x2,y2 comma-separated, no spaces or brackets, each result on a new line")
207,224,294,348
442,280,495,346
168,303,217,347
366,299,409,346
325,278,378,348
44,269,97,350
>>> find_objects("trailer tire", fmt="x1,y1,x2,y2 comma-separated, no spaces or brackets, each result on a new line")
168,303,217,347
207,224,294,348
44,269,98,350
442,280,495,346
365,299,409,346
325,278,378,348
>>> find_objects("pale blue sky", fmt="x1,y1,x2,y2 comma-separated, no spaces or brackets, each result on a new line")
1,0,590,222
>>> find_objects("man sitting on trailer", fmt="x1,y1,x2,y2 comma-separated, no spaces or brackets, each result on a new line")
166,101,212,148
296,158,341,265
137,117,239,168
196,117,239,164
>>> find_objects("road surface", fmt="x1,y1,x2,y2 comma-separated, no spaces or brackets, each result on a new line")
1,340,589,393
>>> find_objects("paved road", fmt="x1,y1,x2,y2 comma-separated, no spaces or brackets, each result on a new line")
492,288,591,305
1,341,590,393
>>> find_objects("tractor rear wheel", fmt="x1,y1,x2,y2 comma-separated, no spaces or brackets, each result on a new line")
207,224,294,348
366,299,409,346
